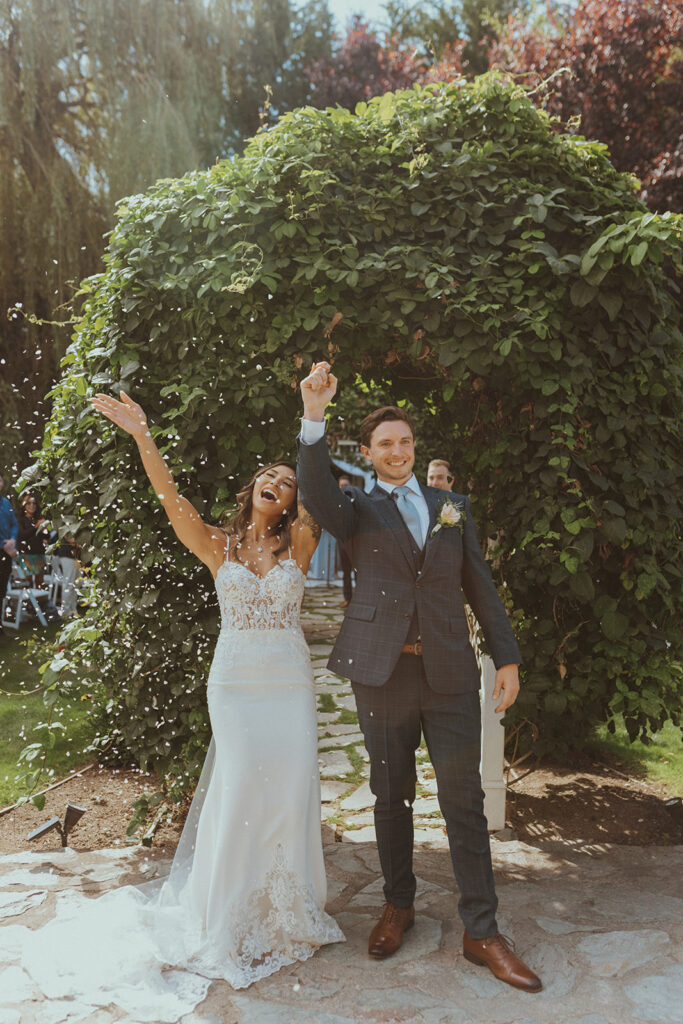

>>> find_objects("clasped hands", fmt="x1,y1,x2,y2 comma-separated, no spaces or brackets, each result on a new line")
300,361,338,421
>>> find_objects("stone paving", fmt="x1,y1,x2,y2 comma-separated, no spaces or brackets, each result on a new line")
304,589,452,844
1,586,681,1024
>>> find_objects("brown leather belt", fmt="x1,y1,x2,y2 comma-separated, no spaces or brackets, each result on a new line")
402,641,423,655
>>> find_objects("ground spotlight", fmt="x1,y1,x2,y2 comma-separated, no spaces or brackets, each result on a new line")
28,803,87,846
27,816,61,843
664,797,682,828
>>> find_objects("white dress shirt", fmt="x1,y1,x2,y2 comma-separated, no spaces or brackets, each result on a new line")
300,419,430,547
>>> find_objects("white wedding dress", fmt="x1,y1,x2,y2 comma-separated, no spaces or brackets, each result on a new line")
2,546,344,1020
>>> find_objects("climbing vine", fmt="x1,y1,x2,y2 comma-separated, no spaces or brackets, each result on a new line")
21,77,681,801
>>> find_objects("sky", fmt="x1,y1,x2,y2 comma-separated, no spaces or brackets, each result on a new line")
325,0,573,33
327,0,393,31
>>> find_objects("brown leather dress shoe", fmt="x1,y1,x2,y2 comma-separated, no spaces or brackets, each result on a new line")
463,931,542,992
368,903,415,958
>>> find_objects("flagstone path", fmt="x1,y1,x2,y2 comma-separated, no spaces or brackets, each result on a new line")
1,586,681,1023
302,588,454,846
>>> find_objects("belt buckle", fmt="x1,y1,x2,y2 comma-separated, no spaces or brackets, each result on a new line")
414,640,423,655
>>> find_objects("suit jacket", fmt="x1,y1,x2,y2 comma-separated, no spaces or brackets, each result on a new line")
297,436,521,693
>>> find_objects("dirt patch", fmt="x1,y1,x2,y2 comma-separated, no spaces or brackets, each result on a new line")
507,751,681,846
0,766,183,857
0,752,679,857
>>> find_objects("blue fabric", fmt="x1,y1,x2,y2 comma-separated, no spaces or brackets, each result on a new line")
392,484,425,548
0,496,18,544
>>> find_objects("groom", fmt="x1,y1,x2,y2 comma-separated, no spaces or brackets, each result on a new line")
297,362,542,993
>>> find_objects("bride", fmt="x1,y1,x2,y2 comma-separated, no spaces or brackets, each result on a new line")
7,390,344,1020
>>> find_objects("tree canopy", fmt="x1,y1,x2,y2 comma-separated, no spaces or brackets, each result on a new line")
5,0,681,484
21,78,682,798
491,0,683,212
0,0,332,475
305,0,683,217
384,0,529,73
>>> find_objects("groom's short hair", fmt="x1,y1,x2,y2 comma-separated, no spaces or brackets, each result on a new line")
360,406,415,448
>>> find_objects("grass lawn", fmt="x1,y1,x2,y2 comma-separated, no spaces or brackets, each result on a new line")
2,621,681,809
0,624,98,807
589,719,683,796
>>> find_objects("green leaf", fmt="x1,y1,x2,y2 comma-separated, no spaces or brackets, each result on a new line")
601,608,628,641
630,241,647,266
570,281,597,307
569,571,595,601
598,293,623,321
120,358,140,378
594,595,617,617
561,553,580,574
30,793,46,811
602,518,627,544
544,692,567,714
571,531,595,561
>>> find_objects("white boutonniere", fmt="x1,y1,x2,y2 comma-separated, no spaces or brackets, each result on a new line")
430,498,466,537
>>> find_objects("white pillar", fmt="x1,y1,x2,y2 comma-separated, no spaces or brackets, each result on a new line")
479,653,506,831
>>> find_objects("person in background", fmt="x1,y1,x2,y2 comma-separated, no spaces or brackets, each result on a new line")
17,493,49,584
426,459,454,492
337,475,355,607
54,534,81,618
0,471,19,627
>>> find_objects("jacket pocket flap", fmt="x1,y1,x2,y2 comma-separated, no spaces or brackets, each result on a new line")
345,602,376,622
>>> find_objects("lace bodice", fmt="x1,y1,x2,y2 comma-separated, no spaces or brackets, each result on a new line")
215,554,305,631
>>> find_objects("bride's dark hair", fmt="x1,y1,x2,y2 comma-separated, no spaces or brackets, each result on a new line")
221,461,298,557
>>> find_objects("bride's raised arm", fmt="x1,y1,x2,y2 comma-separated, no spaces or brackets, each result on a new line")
91,391,226,576
290,492,322,572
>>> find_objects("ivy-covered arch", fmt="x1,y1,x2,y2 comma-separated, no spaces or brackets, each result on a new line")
26,77,681,789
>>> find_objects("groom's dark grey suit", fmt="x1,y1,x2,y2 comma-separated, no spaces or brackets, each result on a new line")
297,434,521,939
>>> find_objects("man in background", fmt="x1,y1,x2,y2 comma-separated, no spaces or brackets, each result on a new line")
54,535,81,618
0,471,18,630
427,459,453,491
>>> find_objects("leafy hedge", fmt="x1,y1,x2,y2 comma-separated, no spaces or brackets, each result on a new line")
23,77,681,791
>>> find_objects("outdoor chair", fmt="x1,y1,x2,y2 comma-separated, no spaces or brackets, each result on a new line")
1,562,49,629
43,557,64,607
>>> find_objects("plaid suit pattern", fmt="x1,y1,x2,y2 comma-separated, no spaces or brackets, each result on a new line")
297,437,521,692
297,435,521,938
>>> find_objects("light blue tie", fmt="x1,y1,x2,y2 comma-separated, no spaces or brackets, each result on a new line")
392,485,424,549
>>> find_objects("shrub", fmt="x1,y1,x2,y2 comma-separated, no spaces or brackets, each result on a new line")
24,76,682,790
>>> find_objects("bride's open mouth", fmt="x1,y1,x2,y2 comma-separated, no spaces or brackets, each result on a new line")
261,486,279,503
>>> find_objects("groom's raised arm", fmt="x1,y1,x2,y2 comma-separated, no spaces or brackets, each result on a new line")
297,362,359,542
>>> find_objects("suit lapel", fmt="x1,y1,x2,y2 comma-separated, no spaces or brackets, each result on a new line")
370,485,419,575
419,483,442,577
